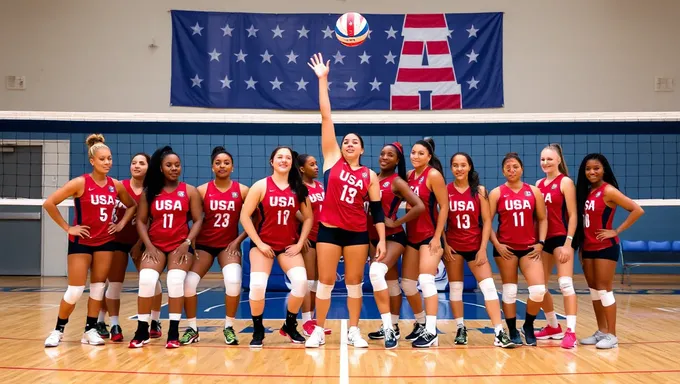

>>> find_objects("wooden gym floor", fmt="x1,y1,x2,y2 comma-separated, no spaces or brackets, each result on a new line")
0,273,679,384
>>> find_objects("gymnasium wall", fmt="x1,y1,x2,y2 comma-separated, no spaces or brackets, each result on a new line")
0,0,679,114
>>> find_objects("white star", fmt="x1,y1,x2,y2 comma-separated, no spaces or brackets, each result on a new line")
285,50,299,63
220,75,232,89
344,77,358,91
260,50,273,63
322,25,334,39
272,25,284,38
385,26,398,39
191,22,204,36
358,51,371,64
367,29,373,39
234,49,247,63
467,77,480,89
190,74,203,88
246,24,259,38
447,29,454,38
333,50,346,64
221,23,234,37
369,77,382,91
245,77,258,90
466,49,479,63
295,77,309,91
270,77,283,90
466,25,479,38
384,51,397,64
297,25,310,39
327,81,333,91
208,48,222,62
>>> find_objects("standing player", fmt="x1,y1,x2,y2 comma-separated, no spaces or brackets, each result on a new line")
443,152,516,348
489,153,548,346
306,53,386,348
129,146,204,349
534,144,578,349
576,153,644,349
43,134,137,347
239,146,313,348
180,146,248,346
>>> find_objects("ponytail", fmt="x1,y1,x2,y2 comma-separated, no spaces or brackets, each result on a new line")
385,142,407,181
416,137,444,179
545,143,568,176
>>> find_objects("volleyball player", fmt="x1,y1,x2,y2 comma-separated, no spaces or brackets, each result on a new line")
306,53,386,348
443,152,516,348
489,153,548,346
402,138,449,348
180,146,248,346
239,146,313,348
366,142,425,349
534,144,578,349
129,146,204,349
576,153,644,349
44,134,137,347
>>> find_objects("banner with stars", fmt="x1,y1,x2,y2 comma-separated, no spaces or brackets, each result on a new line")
170,11,503,111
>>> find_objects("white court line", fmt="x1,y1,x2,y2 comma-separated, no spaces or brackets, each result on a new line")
340,319,348,384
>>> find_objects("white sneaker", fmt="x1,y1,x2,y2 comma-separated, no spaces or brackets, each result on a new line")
81,328,105,345
44,330,63,347
305,326,326,348
348,326,368,348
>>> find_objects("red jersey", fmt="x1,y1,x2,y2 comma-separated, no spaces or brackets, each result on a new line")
304,181,324,242
196,180,243,248
538,174,568,238
583,183,619,251
257,177,301,251
148,182,190,253
319,159,371,232
405,167,438,243
70,174,118,246
445,184,482,252
496,183,537,251
113,179,142,245
368,174,404,240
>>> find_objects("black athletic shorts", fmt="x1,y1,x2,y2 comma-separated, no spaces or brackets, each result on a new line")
370,231,407,247
248,241,285,256
406,236,435,250
308,240,317,249
112,242,134,254
493,247,533,258
140,243,194,255
455,250,479,263
582,244,620,262
68,241,117,256
195,243,225,258
317,223,369,247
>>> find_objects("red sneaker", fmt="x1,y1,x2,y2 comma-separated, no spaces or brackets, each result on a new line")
128,338,149,348
561,328,577,349
165,339,180,349
303,320,315,337
534,324,564,340
149,320,162,339
110,325,124,342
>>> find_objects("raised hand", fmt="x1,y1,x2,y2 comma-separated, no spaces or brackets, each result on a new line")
307,53,330,78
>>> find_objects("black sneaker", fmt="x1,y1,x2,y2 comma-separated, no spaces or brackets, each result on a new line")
95,322,110,339
279,322,305,344
510,329,524,346
412,330,438,348
405,322,425,342
522,325,537,346
494,329,517,348
110,325,124,342
250,327,265,348
454,326,468,345
368,325,385,340
384,327,398,349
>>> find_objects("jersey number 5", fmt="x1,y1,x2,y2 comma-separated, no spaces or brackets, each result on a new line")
340,185,358,204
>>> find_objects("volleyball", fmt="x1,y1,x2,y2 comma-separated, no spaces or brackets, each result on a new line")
335,12,369,47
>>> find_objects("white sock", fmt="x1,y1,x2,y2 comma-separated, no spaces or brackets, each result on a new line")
391,313,400,325
415,311,426,325
545,311,558,328
381,313,393,331
302,312,312,322
188,318,197,331
151,310,161,322
455,317,465,328
225,316,235,328
425,315,437,335
138,314,150,323
494,323,503,336
566,315,576,332
97,310,106,323
110,316,119,326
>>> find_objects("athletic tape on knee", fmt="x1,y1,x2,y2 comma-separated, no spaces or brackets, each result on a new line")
589,288,600,300
105,282,123,300
401,278,419,296
139,269,160,298
286,266,308,298
63,285,85,304
222,264,242,297
346,283,363,298
316,281,334,300
599,290,616,307
558,276,575,296
478,278,498,301
88,282,106,301
183,271,201,297
155,281,162,296
369,262,389,291
449,281,464,301
307,280,318,293
387,280,401,297
418,274,437,298
528,285,547,302
502,283,517,304
166,269,187,298
248,272,269,301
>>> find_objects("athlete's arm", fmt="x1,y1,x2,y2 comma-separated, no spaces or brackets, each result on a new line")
428,169,449,241
368,170,386,260
478,185,492,253
561,177,578,248
43,176,85,234
297,197,314,245
197,183,208,200
239,179,267,248
391,177,424,226
186,185,204,243
113,178,138,228
136,191,154,250
308,53,341,172
603,184,644,236
488,187,502,249
532,185,548,243
230,183,252,246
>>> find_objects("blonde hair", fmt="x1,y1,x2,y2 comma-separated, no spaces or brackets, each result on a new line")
544,143,568,176
86,133,109,158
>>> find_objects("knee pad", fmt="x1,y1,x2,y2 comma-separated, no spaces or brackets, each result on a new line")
599,290,615,307
418,274,437,298
105,282,123,300
139,269,160,298
449,281,464,301
307,280,318,293
478,278,498,301
387,280,401,297
222,264,242,297
502,283,517,304
401,278,419,297
155,281,162,296
558,276,575,297
528,284,547,302
316,281,334,300
63,285,85,304
88,282,106,301
346,283,363,298
248,272,269,301
183,271,201,297
589,288,600,301
286,266,308,298
369,262,389,291
166,269,187,298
